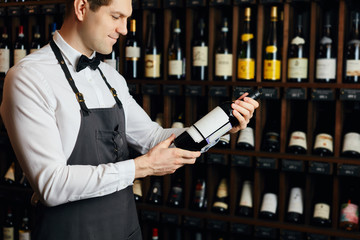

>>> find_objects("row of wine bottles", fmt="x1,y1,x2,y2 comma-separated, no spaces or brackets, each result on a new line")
2,206,31,240
134,169,360,232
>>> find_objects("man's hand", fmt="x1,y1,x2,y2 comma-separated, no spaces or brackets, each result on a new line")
134,134,201,178
229,93,260,134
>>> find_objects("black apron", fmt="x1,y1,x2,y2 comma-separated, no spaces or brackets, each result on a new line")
32,40,142,240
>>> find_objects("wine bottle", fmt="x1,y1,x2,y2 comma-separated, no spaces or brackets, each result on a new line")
19,171,30,188
104,40,119,71
214,17,232,81
212,178,229,214
286,101,307,154
19,209,31,240
133,179,143,202
48,22,57,42
237,180,253,217
312,102,334,157
30,25,42,54
259,172,278,220
3,207,14,240
237,7,255,82
215,133,230,149
190,157,207,211
151,227,159,240
192,18,208,81
315,11,337,83
0,26,10,77
263,6,281,82
168,19,185,80
145,13,161,79
167,169,184,208
125,18,140,79
171,112,185,129
287,13,308,83
341,101,360,158
236,117,255,150
311,176,332,227
286,175,304,224
147,177,163,205
4,162,15,185
344,11,360,83
339,180,359,231
14,25,27,66
173,89,261,152
261,99,281,152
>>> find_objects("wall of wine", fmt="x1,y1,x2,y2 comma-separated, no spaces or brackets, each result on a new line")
1,0,360,240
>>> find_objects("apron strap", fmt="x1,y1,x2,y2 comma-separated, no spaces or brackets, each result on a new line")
97,67,123,109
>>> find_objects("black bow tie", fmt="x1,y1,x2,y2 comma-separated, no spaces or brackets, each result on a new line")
76,55,100,72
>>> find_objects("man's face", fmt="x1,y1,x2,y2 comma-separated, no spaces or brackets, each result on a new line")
80,0,132,55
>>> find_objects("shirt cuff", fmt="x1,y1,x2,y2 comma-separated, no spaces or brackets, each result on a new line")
115,159,135,190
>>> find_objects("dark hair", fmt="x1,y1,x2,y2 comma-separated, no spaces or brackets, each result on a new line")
65,0,112,17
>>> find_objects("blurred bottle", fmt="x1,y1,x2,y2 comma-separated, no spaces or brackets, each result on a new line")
4,162,15,185
14,25,27,65
190,157,207,211
145,13,161,79
133,179,143,202
259,172,278,220
286,175,304,224
236,117,255,151
147,177,163,205
344,11,360,83
214,17,232,81
168,19,185,80
30,25,42,54
237,180,253,217
3,207,14,240
286,101,307,154
261,100,281,152
48,23,57,42
311,176,332,227
125,18,141,79
104,40,119,71
167,169,184,208
212,176,229,214
0,26,10,77
192,18,208,81
339,180,359,231
341,101,360,158
19,209,31,240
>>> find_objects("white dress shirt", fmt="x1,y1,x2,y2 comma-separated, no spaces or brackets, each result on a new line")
1,32,184,207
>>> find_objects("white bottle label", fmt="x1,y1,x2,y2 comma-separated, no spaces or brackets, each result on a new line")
145,54,161,78
314,133,333,152
3,227,14,240
340,203,359,224
133,179,142,197
193,46,208,67
219,133,230,144
14,49,27,65
287,187,303,214
0,48,10,73
215,53,232,76
171,121,184,129
287,58,308,79
260,193,277,214
168,59,183,75
342,132,360,153
125,46,140,59
213,179,228,209
316,58,336,79
19,231,31,240
288,131,307,150
291,36,305,45
313,203,330,220
346,60,360,77
239,181,253,208
237,127,254,146
104,59,117,70
4,163,15,181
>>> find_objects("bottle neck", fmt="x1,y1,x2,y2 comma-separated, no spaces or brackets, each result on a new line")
351,20,360,40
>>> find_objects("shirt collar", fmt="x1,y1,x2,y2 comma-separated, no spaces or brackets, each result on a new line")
53,31,97,72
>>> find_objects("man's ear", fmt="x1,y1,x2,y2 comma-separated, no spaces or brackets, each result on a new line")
73,0,88,21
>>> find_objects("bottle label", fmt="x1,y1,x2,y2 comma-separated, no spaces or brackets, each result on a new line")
145,54,161,78
3,227,14,240
266,46,277,53
187,106,232,145
125,46,140,59
342,132,360,153
168,59,183,75
0,48,10,73
19,231,31,240
287,187,303,214
316,58,336,79
241,33,254,42
314,133,333,152
287,58,308,79
104,59,117,70
237,127,254,147
215,53,233,77
313,203,330,220
288,131,307,150
14,49,27,65
346,60,360,77
291,36,305,45
237,58,255,80
216,179,228,198
340,203,359,224
195,181,206,200
4,163,15,182
239,181,253,208
193,46,208,67
263,59,281,80
133,179,142,197
171,122,184,129
260,193,277,214
219,134,230,144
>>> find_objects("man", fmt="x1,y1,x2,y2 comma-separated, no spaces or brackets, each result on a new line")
0,0,259,238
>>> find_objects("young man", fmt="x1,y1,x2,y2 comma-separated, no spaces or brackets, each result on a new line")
0,0,259,238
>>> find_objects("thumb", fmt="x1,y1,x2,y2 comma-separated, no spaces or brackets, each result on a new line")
162,133,176,147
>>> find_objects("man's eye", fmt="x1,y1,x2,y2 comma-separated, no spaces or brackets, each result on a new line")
112,15,120,20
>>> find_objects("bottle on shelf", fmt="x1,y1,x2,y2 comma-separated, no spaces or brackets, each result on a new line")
237,7,255,82
215,133,230,149
261,99,281,152
259,171,278,220
3,207,14,240
263,6,281,82
14,25,27,66
19,209,31,240
339,178,359,231
214,17,232,81
344,11,360,83
236,117,255,151
312,102,334,157
212,177,229,214
151,227,159,240
287,12,308,83
311,176,332,227
0,26,10,77
4,162,15,185
190,157,207,211
145,13,161,79
167,169,184,208
341,101,360,158
171,112,185,129
192,17,208,81
133,179,143,202
30,25,42,54
124,18,140,79
236,180,253,217
104,40,119,71
147,177,163,205
315,11,337,83
173,89,261,152
286,174,304,224
48,22,57,42
168,19,185,80
286,101,308,155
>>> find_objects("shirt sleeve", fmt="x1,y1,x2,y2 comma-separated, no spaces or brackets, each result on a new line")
1,64,135,207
